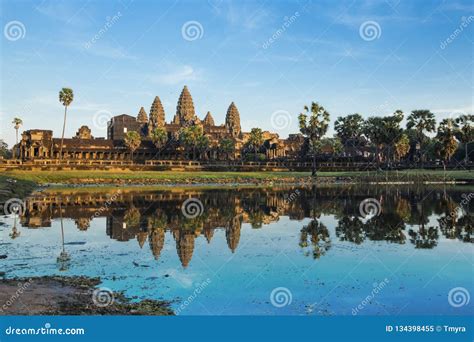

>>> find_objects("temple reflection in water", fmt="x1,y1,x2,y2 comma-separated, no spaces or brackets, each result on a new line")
17,186,473,267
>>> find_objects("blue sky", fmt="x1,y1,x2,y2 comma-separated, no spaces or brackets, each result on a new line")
1,0,473,146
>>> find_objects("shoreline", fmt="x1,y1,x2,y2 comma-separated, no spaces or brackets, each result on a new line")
0,276,174,316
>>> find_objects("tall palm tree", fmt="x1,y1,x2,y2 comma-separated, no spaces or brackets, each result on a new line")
150,127,168,159
248,128,264,161
299,102,330,176
406,110,436,166
436,119,459,173
58,88,74,160
454,114,473,164
124,131,141,162
12,117,23,145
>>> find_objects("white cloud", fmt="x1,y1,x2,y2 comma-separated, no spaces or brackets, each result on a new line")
150,65,202,85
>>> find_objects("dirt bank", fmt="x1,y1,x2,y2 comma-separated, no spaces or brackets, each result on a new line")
0,276,174,315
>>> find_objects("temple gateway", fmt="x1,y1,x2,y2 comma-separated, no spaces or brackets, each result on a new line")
15,86,304,162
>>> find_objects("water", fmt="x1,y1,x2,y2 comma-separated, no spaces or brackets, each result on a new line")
1,185,473,315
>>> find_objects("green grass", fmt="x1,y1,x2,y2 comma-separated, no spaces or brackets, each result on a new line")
1,169,472,185
0,174,37,202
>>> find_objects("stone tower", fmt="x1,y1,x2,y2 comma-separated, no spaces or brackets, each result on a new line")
149,96,165,131
202,111,215,126
137,107,148,123
174,85,196,126
225,102,242,137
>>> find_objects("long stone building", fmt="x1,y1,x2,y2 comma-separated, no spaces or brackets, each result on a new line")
15,86,304,161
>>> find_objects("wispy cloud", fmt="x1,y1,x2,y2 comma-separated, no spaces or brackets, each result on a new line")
212,1,272,30
149,65,202,85
35,0,89,26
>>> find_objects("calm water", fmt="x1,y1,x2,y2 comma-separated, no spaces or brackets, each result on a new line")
1,185,473,315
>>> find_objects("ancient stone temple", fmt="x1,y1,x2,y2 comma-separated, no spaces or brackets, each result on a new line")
225,102,242,138
15,85,299,162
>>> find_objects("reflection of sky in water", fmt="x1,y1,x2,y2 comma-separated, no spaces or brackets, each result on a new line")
1,187,473,316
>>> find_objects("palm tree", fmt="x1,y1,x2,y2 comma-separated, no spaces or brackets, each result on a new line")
219,138,235,160
298,102,330,177
179,125,204,160
394,134,410,162
247,128,264,161
196,135,210,160
454,114,473,165
436,119,459,173
58,88,74,160
124,131,141,162
334,113,364,147
12,117,23,145
150,127,168,158
406,110,436,166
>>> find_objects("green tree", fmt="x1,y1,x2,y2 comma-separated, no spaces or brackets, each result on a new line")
394,134,410,162
150,127,168,158
12,117,23,145
454,114,473,164
124,131,141,161
298,102,330,176
196,134,210,160
406,109,436,165
383,110,404,166
436,119,459,171
247,128,265,161
363,117,386,166
179,125,205,160
0,140,11,159
58,88,74,160
219,138,235,160
334,113,364,146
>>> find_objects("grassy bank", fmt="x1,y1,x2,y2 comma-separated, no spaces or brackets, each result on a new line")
1,169,472,186
0,175,37,203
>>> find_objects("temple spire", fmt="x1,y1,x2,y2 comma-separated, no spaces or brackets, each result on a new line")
225,102,241,137
203,111,215,126
174,85,196,125
137,107,148,123
149,96,165,130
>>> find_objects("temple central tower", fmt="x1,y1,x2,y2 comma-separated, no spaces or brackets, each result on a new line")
173,85,196,125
